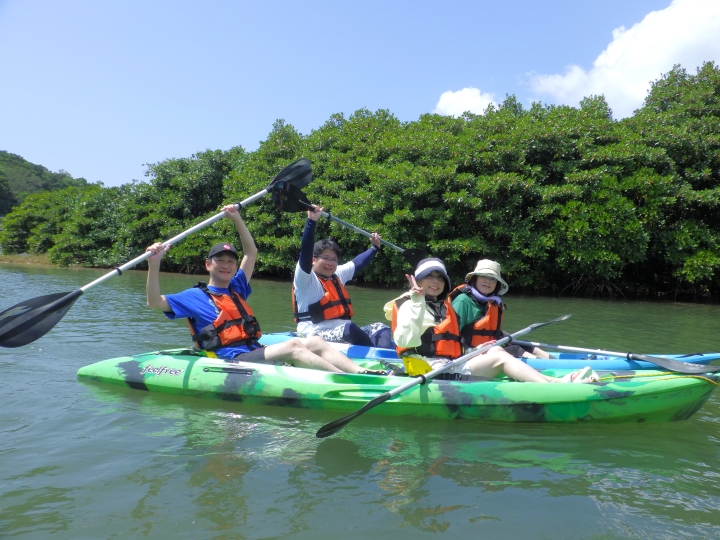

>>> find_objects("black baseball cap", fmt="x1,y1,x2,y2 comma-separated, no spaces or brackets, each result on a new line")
207,243,239,260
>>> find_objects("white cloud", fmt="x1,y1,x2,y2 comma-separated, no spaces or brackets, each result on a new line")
433,87,496,116
529,0,720,118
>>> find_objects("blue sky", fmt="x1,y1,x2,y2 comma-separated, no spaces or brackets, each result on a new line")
1,0,718,187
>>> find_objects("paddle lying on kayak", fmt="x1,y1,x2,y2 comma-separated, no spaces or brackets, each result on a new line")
271,179,428,267
513,340,720,374
315,314,572,438
0,158,313,348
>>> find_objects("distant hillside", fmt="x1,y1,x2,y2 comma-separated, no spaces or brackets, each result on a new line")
0,151,88,215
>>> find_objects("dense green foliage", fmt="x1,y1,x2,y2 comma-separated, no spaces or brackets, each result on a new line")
2,63,719,300
0,169,13,215
0,151,88,214
0,148,247,271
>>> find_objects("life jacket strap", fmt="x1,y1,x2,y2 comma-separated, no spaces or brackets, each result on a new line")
431,332,462,342
294,276,353,324
189,282,262,351
465,329,500,337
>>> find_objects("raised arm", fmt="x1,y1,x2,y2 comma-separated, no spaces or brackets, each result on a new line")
146,242,172,312
223,204,258,280
298,205,322,274
351,233,382,273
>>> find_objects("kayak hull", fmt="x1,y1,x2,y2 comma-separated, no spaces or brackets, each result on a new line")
77,349,719,424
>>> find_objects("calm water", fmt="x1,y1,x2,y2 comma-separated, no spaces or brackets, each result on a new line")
2,263,720,539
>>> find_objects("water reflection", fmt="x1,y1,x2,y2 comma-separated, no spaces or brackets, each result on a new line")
71,379,720,537
314,439,376,477
4,264,720,539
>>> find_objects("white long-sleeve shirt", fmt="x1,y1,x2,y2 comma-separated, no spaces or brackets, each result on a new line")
293,261,356,336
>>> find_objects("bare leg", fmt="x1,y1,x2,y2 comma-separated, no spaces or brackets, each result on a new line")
298,336,364,373
464,348,551,382
464,347,589,383
518,347,551,359
532,347,553,359
263,338,358,373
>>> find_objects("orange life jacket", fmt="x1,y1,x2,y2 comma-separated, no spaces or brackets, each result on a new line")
391,296,462,359
188,282,262,351
292,275,354,324
448,284,503,347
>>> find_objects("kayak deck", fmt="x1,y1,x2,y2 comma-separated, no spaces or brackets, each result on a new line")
258,333,720,371
77,349,720,424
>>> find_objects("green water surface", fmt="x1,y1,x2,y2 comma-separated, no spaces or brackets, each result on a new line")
2,263,720,539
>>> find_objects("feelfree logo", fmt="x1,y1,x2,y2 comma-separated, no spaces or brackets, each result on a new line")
140,365,185,376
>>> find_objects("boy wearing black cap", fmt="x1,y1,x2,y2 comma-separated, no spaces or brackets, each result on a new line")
145,204,369,373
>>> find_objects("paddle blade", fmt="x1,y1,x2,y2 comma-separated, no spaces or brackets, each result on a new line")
268,158,313,189
0,290,83,348
272,180,314,213
402,248,429,268
528,313,572,330
316,392,392,438
629,353,720,374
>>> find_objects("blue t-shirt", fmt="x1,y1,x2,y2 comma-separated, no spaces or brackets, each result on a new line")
164,269,257,358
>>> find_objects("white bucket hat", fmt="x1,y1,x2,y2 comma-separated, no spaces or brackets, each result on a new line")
414,258,451,300
465,259,509,295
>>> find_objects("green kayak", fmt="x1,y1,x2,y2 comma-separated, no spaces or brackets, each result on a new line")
77,349,720,424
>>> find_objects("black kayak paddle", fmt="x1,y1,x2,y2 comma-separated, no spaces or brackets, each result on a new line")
271,180,428,268
513,340,720,374
316,314,573,438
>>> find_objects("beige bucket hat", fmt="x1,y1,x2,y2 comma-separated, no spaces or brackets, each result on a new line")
465,259,509,295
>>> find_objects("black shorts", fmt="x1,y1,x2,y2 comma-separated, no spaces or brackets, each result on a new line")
231,345,270,364
500,330,534,357
502,344,531,357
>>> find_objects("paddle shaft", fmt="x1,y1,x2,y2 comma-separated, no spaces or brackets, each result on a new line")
314,341,507,439
0,158,313,348
513,340,720,374
292,198,408,254
321,212,407,253
315,314,572,438
384,315,572,398
514,339,659,358
79,191,269,293
382,334,513,397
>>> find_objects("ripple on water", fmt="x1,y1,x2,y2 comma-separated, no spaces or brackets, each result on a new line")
4,265,720,538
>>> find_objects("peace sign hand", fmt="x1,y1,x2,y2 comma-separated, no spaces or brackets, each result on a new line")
405,274,424,297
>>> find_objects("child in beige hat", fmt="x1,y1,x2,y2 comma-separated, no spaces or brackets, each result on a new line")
450,259,551,359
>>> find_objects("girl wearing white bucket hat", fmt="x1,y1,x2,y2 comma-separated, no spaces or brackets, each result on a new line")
451,259,551,359
384,258,596,383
